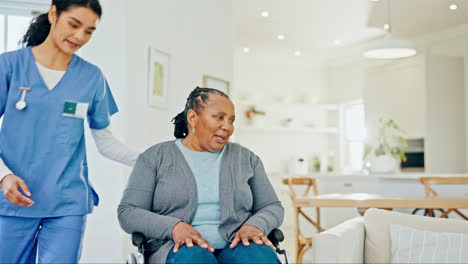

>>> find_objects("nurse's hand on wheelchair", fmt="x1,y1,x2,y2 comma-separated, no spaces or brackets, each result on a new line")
230,225,276,250
171,221,215,253
1,174,34,207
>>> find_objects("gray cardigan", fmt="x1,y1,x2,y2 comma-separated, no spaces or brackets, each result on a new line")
117,141,284,263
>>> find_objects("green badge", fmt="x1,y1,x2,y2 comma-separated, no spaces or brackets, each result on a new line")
63,101,77,115
62,101,89,119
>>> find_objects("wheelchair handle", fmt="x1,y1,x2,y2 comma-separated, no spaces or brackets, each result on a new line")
267,228,284,248
132,232,147,247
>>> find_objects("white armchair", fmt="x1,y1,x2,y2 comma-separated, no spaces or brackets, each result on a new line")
310,208,468,263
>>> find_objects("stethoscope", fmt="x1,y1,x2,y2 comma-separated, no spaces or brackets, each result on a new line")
16,87,31,110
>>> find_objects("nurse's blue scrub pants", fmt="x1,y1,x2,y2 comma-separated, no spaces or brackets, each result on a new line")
0,215,86,263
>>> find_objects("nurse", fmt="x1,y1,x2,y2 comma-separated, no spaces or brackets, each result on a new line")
0,0,139,263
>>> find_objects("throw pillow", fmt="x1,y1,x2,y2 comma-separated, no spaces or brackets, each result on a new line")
390,224,468,263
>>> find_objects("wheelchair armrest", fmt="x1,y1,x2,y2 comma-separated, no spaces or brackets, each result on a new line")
132,232,148,248
267,228,284,248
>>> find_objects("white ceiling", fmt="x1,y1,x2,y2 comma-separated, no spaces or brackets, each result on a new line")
368,0,468,37
234,0,381,49
233,0,468,60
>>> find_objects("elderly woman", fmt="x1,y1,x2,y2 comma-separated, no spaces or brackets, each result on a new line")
118,87,284,263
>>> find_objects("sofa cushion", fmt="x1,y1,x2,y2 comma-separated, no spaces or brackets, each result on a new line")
390,224,468,263
364,208,468,263
310,217,365,263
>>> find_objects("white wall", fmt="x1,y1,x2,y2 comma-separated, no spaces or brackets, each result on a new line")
426,55,466,173
328,63,365,104
124,0,233,148
233,53,329,103
79,0,233,262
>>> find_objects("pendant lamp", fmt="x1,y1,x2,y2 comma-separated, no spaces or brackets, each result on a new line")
363,0,417,59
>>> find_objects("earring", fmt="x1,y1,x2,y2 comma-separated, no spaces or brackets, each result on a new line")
192,127,195,134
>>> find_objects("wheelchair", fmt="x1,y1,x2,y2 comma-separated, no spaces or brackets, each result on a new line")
127,228,289,264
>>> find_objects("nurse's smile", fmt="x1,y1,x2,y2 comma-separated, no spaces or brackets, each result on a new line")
65,40,80,49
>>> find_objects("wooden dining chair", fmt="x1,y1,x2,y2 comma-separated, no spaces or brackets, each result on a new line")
282,177,324,264
418,177,468,220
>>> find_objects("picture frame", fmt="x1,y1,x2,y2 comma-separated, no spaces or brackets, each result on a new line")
147,47,170,108
202,75,230,96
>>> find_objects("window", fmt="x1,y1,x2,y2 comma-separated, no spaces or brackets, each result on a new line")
0,15,4,52
0,14,33,53
6,15,32,51
343,101,366,172
0,1,48,53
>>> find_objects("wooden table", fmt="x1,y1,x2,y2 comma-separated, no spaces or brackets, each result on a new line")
293,193,468,209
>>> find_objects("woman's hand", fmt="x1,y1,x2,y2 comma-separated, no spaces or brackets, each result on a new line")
1,174,34,207
230,225,276,250
171,221,214,253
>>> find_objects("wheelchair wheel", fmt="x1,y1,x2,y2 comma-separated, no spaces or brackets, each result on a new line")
126,253,138,264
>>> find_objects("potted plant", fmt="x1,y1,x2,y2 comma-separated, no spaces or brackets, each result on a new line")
245,105,266,127
363,118,408,173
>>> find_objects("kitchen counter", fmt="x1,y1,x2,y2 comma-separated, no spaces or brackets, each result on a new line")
281,172,468,200
286,172,468,180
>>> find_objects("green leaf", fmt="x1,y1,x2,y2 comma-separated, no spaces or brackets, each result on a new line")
365,118,407,162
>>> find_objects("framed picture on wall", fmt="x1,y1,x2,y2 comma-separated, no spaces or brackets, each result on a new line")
202,75,230,96
147,47,170,108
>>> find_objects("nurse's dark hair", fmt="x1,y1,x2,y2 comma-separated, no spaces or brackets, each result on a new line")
20,0,102,47
172,87,229,139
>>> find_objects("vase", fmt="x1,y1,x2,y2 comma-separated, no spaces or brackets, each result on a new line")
370,155,399,173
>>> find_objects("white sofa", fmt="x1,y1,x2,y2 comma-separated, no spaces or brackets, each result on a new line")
310,208,468,263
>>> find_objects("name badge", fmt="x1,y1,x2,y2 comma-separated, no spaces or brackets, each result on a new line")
63,101,89,119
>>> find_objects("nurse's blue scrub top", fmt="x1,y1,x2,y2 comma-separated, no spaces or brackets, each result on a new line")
0,47,118,218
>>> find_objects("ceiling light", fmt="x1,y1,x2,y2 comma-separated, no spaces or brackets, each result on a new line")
334,39,342,45
243,47,250,53
260,11,269,17
449,4,457,10
363,0,416,59
370,0,380,2
363,37,417,59
294,50,302,56
277,34,285,40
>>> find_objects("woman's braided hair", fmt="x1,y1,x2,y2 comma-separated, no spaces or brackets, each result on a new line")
172,87,229,138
